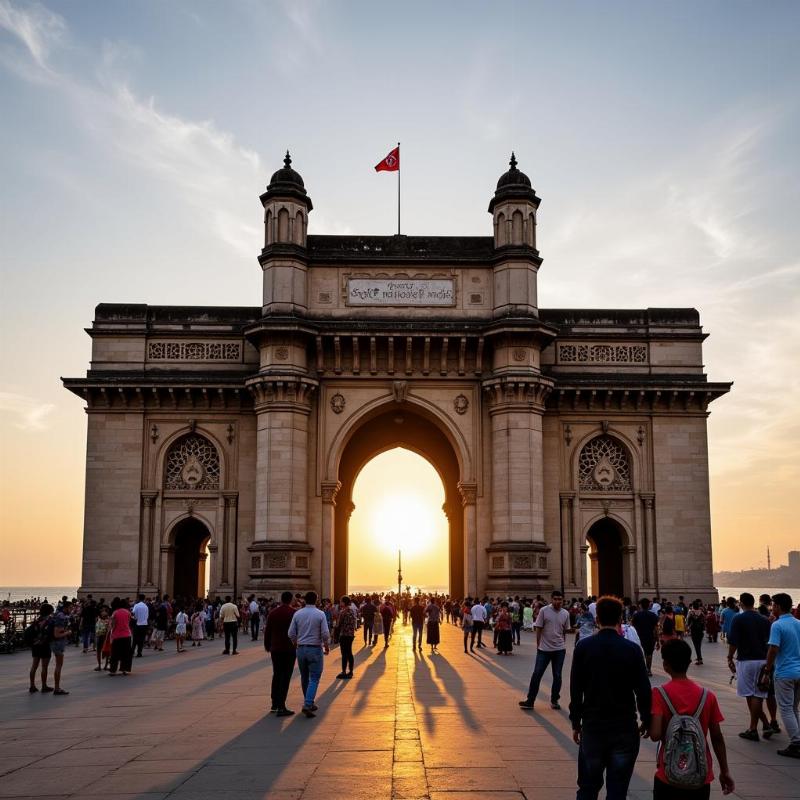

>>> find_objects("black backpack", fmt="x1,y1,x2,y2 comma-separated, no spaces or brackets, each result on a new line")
24,619,51,649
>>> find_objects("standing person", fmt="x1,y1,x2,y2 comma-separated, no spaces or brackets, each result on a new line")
108,598,133,676
219,595,240,655
152,599,168,652
569,596,652,800
361,596,377,647
650,639,735,798
520,590,571,711
49,600,72,695
174,606,188,653
523,601,534,632
336,596,356,679
727,592,774,741
80,597,98,654
470,599,487,650
426,598,441,655
25,603,53,693
94,606,109,670
191,603,205,647
248,595,261,641
264,591,297,716
132,594,149,658
380,598,395,648
288,591,330,718
720,597,738,643
409,596,425,652
496,601,513,655
686,600,706,665
632,598,660,676
373,605,384,647
461,599,473,654
511,598,522,646
764,593,800,758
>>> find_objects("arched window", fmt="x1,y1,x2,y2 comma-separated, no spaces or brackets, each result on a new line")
277,208,289,241
295,210,305,245
578,436,631,492
496,213,506,245
265,210,273,245
164,434,220,491
511,210,523,244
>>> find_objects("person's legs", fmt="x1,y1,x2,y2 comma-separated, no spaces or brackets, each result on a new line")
82,628,91,652
643,644,654,674
576,725,607,800
303,648,323,708
341,635,354,674
774,678,800,745
40,656,50,688
52,652,64,691
463,629,469,652
476,620,484,647
279,652,296,710
29,656,39,689
603,724,640,800
526,650,552,704
692,630,703,662
122,638,133,672
363,620,372,645
297,648,310,700
549,649,566,704
231,623,239,653
109,639,120,673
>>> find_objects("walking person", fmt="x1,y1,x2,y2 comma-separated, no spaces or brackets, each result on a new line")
470,598,487,650
288,591,330,718
426,598,441,654
495,601,513,655
264,591,297,716
632,598,659,676
687,600,706,665
94,606,110,670
650,639,735,797
380,597,395,648
132,594,149,658
361,596,377,647
80,598,98,654
727,592,775,741
219,595,240,655
764,593,800,758
25,603,53,693
108,598,133,676
410,596,425,652
461,599,473,654
152,599,168,652
191,603,205,647
336,595,356,679
174,606,188,653
569,596,652,800
520,590,571,710
49,600,72,695
248,595,260,641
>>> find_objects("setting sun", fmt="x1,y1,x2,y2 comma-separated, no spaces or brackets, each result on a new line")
348,448,449,593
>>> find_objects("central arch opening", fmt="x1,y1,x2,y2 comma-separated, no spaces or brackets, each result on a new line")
586,518,625,598
348,448,449,595
171,517,211,600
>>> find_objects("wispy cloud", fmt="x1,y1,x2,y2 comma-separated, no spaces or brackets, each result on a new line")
0,0,64,75
0,391,55,431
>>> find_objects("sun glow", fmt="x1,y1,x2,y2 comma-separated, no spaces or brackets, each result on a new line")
348,448,449,592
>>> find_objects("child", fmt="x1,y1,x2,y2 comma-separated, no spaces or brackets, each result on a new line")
191,604,205,647
174,607,188,653
649,639,735,799
94,607,109,671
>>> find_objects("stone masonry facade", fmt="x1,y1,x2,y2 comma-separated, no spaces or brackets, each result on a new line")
63,153,731,602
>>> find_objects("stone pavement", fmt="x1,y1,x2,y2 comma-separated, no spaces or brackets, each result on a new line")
1,621,797,800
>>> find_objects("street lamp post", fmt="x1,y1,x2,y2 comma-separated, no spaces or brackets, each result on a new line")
397,549,402,599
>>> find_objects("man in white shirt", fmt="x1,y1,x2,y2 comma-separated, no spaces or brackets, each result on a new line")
248,595,261,641
520,590,572,711
132,594,150,658
219,596,240,655
470,599,488,651
288,591,330,717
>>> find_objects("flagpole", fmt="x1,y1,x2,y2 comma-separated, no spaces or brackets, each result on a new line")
397,141,401,236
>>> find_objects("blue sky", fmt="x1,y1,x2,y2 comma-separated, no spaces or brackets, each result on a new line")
1,1,799,583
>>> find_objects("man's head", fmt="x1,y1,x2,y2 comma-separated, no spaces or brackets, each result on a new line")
661,638,692,676
305,591,318,606
739,592,755,609
596,596,623,627
772,593,794,615
281,591,293,604
225,595,232,603
551,590,564,610
639,598,651,611
138,594,145,602
759,593,772,606
726,596,738,609
341,595,350,607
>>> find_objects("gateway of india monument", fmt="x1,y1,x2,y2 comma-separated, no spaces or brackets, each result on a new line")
63,153,731,603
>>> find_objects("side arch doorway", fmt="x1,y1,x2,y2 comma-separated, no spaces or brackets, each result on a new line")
586,518,625,598
171,517,211,599
333,407,464,599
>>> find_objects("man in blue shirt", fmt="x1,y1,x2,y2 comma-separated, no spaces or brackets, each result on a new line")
720,596,739,642
764,593,800,758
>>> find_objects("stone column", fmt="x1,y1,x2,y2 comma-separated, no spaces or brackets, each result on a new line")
219,493,238,592
320,480,341,601
140,492,158,590
245,375,317,592
640,492,655,590
559,491,576,590
482,375,553,593
458,482,478,597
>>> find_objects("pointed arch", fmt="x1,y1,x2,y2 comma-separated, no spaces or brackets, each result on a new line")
511,210,524,244
277,207,289,241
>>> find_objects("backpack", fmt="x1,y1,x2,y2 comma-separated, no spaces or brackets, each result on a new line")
658,686,709,789
24,618,51,649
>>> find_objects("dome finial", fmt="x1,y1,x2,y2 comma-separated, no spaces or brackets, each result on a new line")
509,151,517,170
284,150,292,169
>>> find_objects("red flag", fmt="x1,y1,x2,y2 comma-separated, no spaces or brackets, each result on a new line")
375,145,400,172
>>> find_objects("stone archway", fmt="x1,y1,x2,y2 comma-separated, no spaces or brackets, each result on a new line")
332,406,464,599
171,517,211,599
586,517,625,597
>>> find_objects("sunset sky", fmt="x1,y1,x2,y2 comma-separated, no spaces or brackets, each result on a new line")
1,1,798,587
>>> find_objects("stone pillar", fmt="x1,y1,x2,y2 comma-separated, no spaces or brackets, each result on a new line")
483,376,553,593
245,375,317,592
640,492,656,590
219,493,238,593
559,491,577,591
140,492,158,590
320,480,341,601
458,482,478,597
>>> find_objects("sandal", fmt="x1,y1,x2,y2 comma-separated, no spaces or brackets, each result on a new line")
53,689,69,695
29,686,38,693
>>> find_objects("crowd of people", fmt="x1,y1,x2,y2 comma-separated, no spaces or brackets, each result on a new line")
15,587,800,796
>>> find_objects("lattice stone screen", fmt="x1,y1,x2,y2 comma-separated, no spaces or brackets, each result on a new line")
164,435,220,490
578,436,632,492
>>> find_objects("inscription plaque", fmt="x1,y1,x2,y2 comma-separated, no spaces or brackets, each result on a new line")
347,278,455,307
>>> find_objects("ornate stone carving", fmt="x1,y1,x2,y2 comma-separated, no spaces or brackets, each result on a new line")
564,424,572,446
295,556,309,569
512,347,526,362
538,556,547,569
558,343,647,364
251,555,262,570
330,392,346,414
164,434,220,491
275,346,289,360
393,380,409,403
458,482,478,506
227,423,235,445
482,375,554,411
265,553,288,570
246,375,317,412
578,436,631,492
321,480,341,505
148,341,241,362
491,556,505,570
453,394,469,415
601,420,610,434
511,555,533,570
150,424,159,444
637,425,646,446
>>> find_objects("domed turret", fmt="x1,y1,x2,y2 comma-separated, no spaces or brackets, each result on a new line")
260,151,312,249
488,152,540,248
